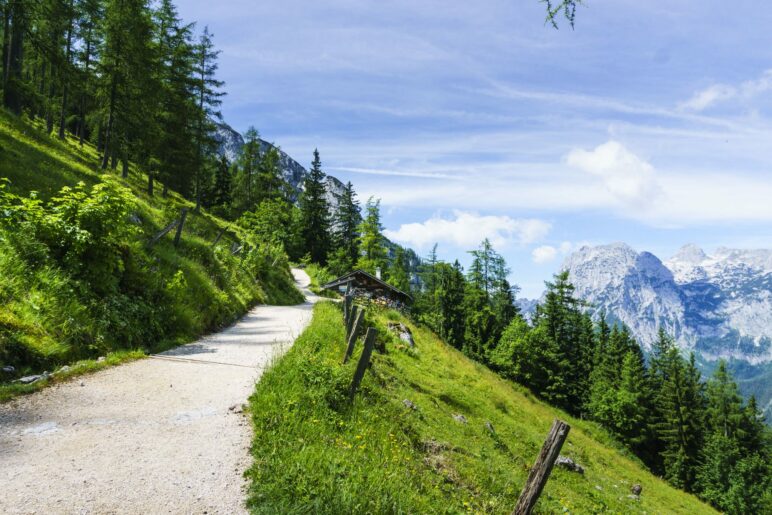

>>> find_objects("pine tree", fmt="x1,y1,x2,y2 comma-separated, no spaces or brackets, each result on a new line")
298,149,330,264
331,181,361,273
704,360,744,439
656,350,705,491
211,154,231,208
434,260,466,348
192,26,224,211
255,145,285,204
153,0,197,196
232,127,261,213
388,246,411,293
357,196,386,274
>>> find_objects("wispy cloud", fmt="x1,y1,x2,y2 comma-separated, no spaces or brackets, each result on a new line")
679,69,772,112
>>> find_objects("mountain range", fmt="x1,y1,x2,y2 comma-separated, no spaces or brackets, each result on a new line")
213,122,346,211
545,242,772,420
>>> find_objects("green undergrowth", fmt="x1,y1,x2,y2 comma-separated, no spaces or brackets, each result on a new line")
0,109,302,394
247,302,716,514
303,263,338,298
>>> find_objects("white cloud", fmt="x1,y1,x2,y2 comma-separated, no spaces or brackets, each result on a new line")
383,211,551,250
532,245,557,264
565,140,663,208
531,241,576,264
680,69,772,112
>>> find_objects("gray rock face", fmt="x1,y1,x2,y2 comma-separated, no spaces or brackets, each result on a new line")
560,242,772,421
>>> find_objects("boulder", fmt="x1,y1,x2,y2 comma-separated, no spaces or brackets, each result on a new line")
452,413,467,424
17,374,44,384
403,399,417,410
631,484,642,496
387,322,415,347
1,365,15,374
484,421,496,434
555,455,584,474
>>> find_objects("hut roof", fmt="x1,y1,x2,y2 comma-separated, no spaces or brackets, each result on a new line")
322,269,413,304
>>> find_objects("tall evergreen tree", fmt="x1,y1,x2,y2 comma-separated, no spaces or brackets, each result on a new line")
388,246,411,293
298,149,330,264
331,181,361,273
192,25,223,211
656,351,705,491
357,196,386,274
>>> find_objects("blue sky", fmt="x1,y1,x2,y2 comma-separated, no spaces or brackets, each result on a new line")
177,0,772,297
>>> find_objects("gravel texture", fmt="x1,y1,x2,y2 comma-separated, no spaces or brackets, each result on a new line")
0,269,315,514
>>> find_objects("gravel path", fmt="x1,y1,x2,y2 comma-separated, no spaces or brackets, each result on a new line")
0,269,316,515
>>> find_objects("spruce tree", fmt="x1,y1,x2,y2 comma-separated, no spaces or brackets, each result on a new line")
388,246,411,293
298,149,330,264
192,26,224,211
211,154,231,208
357,196,386,273
233,127,261,213
331,181,361,273
656,350,705,491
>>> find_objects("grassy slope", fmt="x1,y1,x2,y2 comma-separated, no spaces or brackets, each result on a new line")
248,302,716,514
0,109,302,395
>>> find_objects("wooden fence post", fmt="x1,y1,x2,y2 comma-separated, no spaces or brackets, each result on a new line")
345,305,358,341
211,228,225,247
343,294,353,326
512,419,571,515
349,327,376,400
343,308,364,364
173,208,188,247
146,219,179,247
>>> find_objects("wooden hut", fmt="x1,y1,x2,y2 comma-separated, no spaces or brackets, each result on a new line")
322,269,412,307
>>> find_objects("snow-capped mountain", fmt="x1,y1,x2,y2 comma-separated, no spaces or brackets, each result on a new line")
560,242,772,420
212,121,346,212
561,243,772,363
562,243,691,352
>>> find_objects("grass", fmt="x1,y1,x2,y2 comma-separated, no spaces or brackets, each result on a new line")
303,263,339,298
0,108,303,398
247,301,717,514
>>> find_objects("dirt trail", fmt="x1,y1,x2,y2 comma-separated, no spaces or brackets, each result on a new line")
0,269,316,515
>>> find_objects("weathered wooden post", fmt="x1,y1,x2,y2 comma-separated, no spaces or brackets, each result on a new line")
211,228,226,247
343,294,353,326
349,327,376,400
146,219,179,247
345,305,358,341
173,208,188,247
513,419,571,515
343,308,364,364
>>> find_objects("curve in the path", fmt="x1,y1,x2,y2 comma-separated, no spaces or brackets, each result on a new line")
0,269,316,515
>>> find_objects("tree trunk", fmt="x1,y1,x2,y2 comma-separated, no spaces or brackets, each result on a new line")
78,35,92,146
2,5,10,93
147,169,154,196
101,71,118,169
3,2,24,114
58,0,75,140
